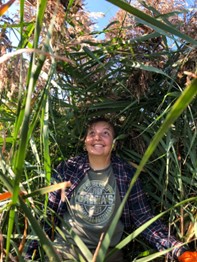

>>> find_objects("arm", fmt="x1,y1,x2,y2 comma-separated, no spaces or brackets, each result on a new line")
129,178,189,260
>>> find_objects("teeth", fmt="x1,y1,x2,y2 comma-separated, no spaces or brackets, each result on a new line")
94,144,103,147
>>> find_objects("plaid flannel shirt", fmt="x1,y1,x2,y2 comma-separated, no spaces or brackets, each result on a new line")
26,153,188,260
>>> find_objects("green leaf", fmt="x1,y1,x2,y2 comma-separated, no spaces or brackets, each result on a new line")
107,0,197,46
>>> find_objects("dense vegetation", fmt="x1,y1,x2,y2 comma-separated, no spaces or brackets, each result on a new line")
0,0,196,261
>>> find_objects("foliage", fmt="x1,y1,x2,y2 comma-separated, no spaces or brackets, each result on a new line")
0,0,197,261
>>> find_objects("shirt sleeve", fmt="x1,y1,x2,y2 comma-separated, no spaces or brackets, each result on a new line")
129,177,189,259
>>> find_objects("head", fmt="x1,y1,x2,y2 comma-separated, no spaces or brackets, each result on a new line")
84,117,116,158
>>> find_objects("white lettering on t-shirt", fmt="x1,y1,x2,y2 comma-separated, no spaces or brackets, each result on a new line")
75,180,115,225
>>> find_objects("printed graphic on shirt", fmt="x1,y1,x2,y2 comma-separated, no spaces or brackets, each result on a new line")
75,180,115,225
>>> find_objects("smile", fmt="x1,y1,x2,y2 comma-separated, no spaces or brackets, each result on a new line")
93,144,104,148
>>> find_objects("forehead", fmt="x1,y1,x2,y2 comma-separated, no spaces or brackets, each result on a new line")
88,121,113,130
87,122,115,137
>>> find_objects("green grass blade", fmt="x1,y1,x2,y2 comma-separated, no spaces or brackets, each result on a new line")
5,0,49,258
33,0,48,48
107,0,197,46
19,0,25,48
137,78,197,175
19,198,61,261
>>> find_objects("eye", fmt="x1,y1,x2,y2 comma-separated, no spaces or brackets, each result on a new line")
102,130,111,137
87,130,95,136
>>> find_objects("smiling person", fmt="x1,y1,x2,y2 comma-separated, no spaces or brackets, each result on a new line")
26,117,196,261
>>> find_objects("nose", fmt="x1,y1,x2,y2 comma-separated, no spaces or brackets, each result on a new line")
94,133,101,140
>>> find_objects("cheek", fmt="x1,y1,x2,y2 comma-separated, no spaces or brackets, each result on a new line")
84,137,91,146
106,138,114,145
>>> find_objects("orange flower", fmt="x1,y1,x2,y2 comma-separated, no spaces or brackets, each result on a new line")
178,251,197,262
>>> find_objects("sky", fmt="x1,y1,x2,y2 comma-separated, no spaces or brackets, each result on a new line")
5,0,119,45
7,0,119,31
84,0,119,30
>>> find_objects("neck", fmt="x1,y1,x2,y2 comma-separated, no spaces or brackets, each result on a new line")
88,155,111,171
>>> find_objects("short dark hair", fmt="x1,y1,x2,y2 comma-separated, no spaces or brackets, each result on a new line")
85,117,116,138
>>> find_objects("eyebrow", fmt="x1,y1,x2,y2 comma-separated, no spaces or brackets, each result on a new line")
89,126,112,131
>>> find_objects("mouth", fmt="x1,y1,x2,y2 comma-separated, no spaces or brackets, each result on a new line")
92,144,104,148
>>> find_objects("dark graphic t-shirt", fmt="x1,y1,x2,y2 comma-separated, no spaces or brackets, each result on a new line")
62,165,124,248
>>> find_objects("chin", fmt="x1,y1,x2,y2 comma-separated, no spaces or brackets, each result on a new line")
89,150,105,155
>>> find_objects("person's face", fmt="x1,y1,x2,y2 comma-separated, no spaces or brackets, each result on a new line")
84,121,114,157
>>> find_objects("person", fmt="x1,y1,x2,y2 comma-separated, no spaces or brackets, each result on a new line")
26,117,197,261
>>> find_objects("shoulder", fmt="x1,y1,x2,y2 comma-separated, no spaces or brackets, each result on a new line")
111,154,136,174
56,153,88,168
52,153,88,181
67,153,88,166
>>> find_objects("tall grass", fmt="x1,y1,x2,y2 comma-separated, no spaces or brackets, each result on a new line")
0,0,196,261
